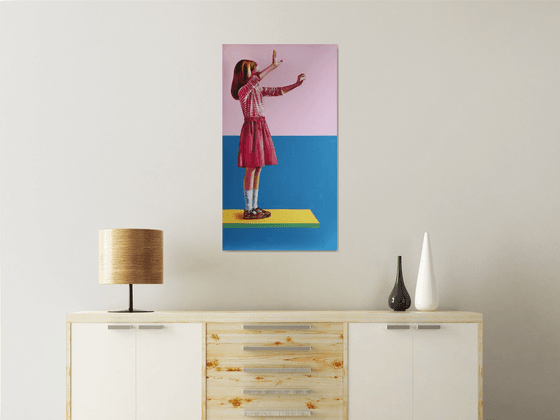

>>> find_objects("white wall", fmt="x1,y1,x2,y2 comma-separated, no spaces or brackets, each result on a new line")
1,2,560,419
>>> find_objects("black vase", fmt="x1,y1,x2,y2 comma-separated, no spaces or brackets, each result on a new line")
388,256,411,311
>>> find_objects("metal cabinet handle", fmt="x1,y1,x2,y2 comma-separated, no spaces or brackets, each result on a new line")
138,325,164,330
386,325,410,330
417,324,441,329
243,346,311,352
107,325,133,330
243,389,311,395
243,325,312,330
244,368,311,373
244,410,311,417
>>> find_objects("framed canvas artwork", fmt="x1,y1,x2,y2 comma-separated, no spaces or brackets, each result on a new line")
223,44,337,251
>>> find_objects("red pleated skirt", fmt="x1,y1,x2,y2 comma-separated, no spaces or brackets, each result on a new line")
237,116,278,168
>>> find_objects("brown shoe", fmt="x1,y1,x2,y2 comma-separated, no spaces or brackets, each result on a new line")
254,207,271,218
243,209,265,220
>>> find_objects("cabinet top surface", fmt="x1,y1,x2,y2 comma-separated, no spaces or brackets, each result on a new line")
67,310,482,323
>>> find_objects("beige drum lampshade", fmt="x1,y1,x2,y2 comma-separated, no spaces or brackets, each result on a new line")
99,229,163,285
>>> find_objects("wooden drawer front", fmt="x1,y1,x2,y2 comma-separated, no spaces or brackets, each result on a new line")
207,322,342,336
207,322,343,351
207,387,344,419
207,365,344,388
207,323,344,389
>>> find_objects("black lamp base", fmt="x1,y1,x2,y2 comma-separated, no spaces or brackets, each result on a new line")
107,284,153,313
108,309,153,313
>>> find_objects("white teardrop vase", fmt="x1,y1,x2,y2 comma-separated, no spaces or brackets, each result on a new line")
415,232,439,311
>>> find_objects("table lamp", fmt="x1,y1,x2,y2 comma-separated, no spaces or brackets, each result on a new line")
99,228,163,313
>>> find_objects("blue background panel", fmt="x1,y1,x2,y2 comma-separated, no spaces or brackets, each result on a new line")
223,135,337,251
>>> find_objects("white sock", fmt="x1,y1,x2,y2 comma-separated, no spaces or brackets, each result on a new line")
244,189,253,211
253,189,259,209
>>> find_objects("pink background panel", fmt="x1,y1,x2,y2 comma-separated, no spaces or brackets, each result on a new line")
223,44,337,136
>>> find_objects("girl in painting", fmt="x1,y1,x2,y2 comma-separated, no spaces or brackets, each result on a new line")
231,50,305,219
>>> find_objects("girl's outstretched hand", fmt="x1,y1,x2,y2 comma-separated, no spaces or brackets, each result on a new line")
281,73,306,95
272,50,283,67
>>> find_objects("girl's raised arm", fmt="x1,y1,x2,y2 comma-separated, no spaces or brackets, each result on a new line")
281,74,306,94
258,50,283,79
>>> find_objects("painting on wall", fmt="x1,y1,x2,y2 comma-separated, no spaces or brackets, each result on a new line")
223,44,337,251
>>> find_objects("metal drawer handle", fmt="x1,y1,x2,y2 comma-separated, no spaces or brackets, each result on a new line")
244,368,311,373
107,325,133,330
138,325,164,330
417,325,441,329
243,325,312,330
386,325,410,330
243,346,311,352
244,410,311,417
243,389,312,395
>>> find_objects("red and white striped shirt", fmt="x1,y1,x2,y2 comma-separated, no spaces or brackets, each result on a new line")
238,74,283,119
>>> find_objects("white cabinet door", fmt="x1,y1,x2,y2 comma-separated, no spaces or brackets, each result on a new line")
348,323,413,420
71,323,136,420
413,323,478,420
136,323,203,420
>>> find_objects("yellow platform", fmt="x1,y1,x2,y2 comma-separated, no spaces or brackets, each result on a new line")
223,209,320,228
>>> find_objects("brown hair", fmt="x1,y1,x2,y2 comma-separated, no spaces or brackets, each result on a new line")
231,60,257,100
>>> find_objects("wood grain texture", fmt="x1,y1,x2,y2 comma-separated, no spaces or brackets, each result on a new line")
202,323,207,420
67,311,483,324
208,322,344,335
208,371,343,389
210,387,342,399
66,322,71,420
206,323,344,420
207,322,344,389
342,323,348,420
209,339,342,350
243,410,311,417
207,387,344,419
243,346,312,351
478,322,483,420
243,325,312,330
207,358,344,386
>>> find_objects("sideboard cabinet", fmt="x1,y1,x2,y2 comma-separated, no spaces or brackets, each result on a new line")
349,323,479,420
70,322,202,420
67,311,482,420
